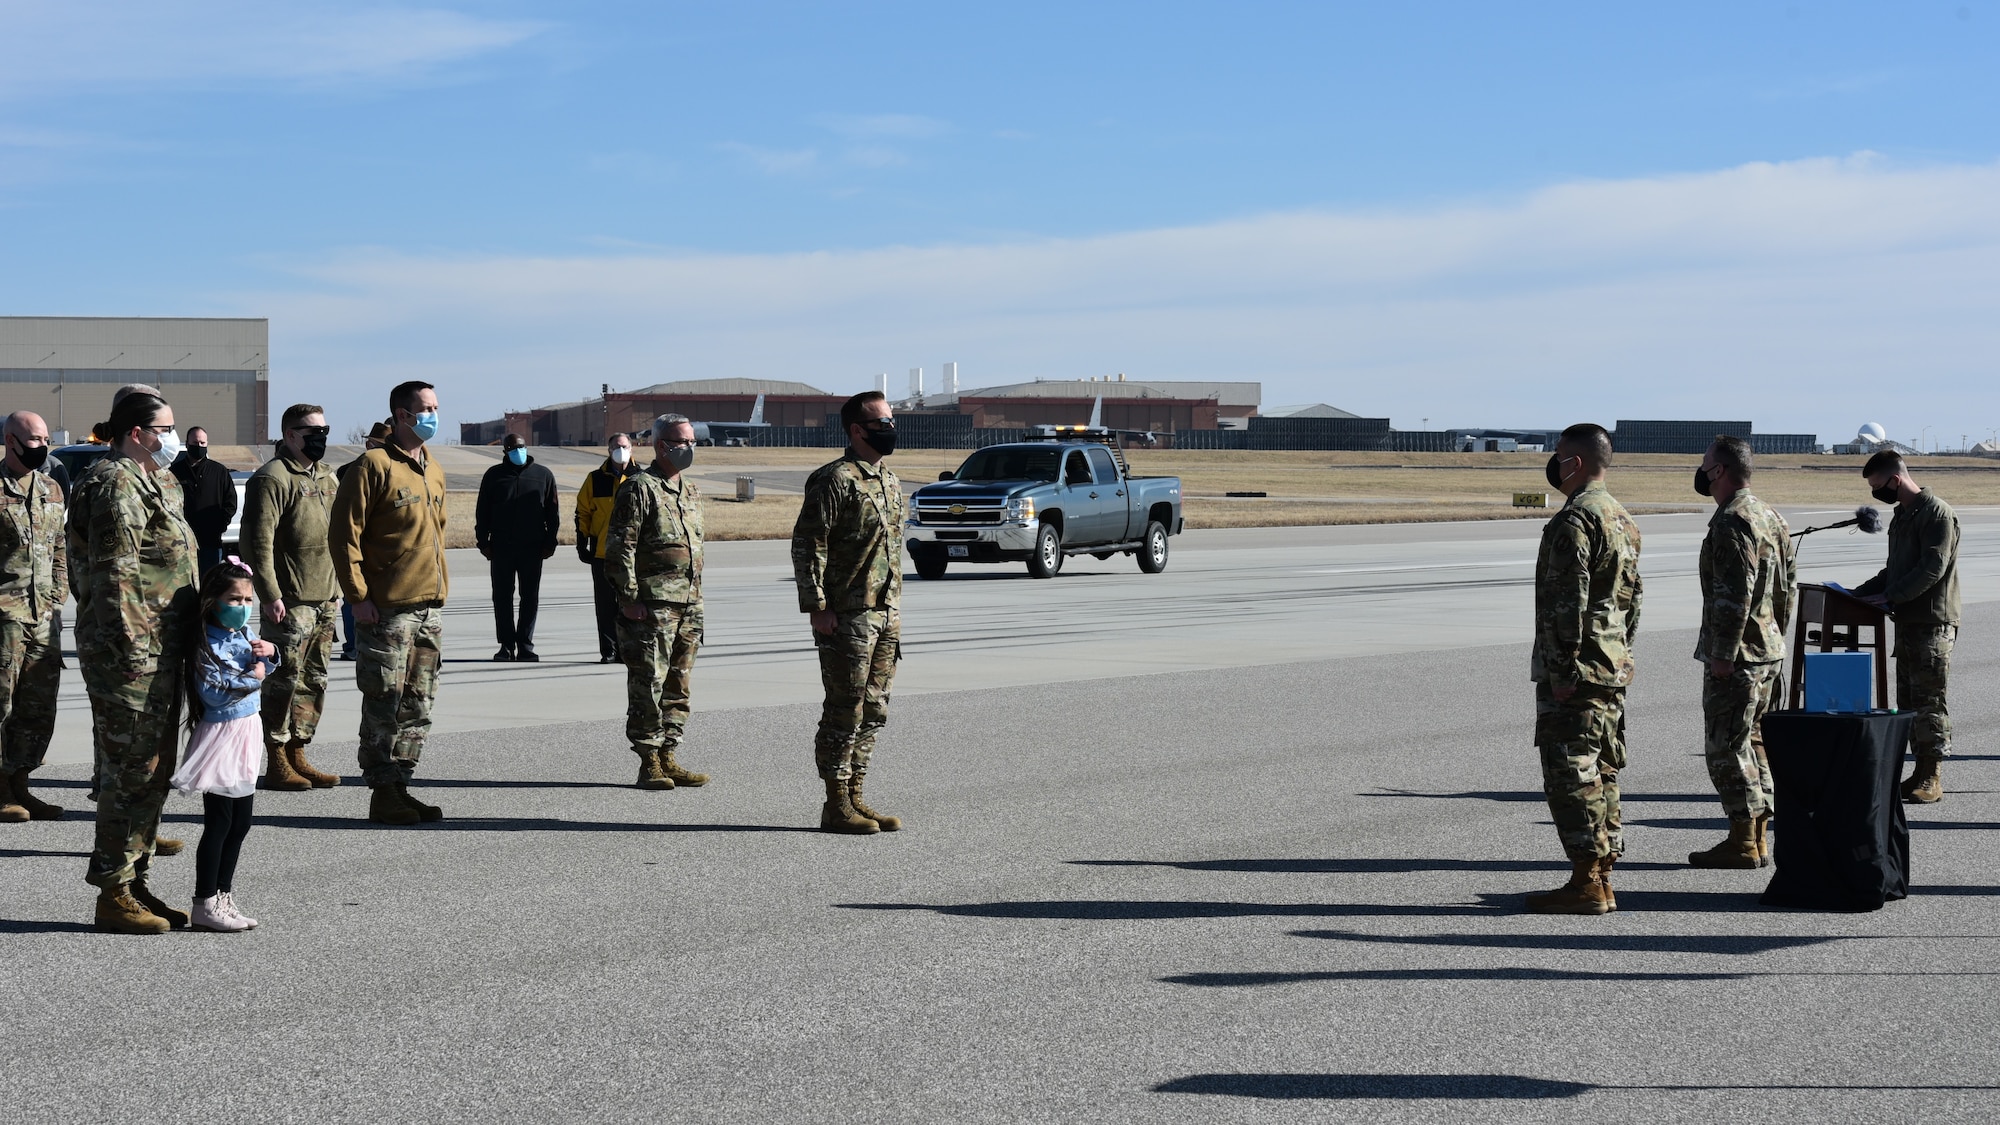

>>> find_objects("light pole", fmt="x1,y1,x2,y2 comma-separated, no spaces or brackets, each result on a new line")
1921,426,1932,452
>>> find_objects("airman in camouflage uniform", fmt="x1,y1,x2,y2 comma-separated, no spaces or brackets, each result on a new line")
78,393,199,933
1528,423,1642,915
1854,451,1961,803
0,411,69,824
793,391,906,834
608,415,710,790
1691,437,1796,869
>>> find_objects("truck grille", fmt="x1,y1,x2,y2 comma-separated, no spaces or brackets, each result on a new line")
916,501,1003,525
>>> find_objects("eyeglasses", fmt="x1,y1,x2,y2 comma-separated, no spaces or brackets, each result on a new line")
862,419,896,432
290,425,331,437
661,439,696,450
142,425,175,434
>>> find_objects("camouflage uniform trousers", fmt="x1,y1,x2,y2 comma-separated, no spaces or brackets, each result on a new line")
1701,661,1779,820
84,670,182,888
620,601,702,755
1534,682,1627,861
354,604,443,788
0,615,61,775
260,599,335,751
1896,623,1955,762
814,608,899,782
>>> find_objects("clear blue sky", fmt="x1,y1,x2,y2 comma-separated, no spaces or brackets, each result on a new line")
3,1,1996,446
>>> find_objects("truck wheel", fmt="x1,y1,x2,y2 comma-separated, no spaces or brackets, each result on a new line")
1027,524,1063,578
914,552,948,580
1137,521,1169,573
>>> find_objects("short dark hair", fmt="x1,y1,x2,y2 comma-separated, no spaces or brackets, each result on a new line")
187,426,208,442
389,381,435,415
1862,451,1905,481
1559,423,1613,471
101,392,168,444
841,390,888,432
281,403,324,431
1711,435,1754,482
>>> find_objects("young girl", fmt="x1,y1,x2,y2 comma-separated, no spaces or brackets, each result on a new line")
169,559,280,933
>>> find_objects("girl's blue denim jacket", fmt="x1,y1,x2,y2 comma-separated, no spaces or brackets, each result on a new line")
196,624,280,723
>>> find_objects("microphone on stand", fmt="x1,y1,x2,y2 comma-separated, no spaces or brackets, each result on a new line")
1791,505,1883,539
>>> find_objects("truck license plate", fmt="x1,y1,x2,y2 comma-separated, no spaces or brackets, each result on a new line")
947,546,969,557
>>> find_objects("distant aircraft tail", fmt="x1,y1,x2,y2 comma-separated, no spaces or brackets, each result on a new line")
748,394,766,425
1088,395,1102,429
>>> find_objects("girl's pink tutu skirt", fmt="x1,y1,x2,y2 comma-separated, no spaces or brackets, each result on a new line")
170,715,264,798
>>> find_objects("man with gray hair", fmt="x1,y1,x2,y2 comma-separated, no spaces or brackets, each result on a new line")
606,414,710,790
0,411,68,823
1690,435,1796,869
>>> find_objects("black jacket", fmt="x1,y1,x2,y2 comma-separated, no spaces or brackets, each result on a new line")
476,456,559,553
171,454,239,548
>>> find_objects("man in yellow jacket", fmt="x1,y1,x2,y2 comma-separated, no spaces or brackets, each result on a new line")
575,432,642,663
330,381,450,827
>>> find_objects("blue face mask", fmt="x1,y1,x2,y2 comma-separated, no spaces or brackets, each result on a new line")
506,447,527,466
409,411,440,443
215,604,252,630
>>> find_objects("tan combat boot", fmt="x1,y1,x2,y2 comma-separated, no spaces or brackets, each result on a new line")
259,744,312,792
368,784,420,826
0,795,27,823
286,742,341,788
1753,813,1773,868
1903,758,1943,804
848,772,901,832
397,784,443,822
154,836,184,856
8,769,63,820
1594,854,1618,912
635,751,674,791
129,878,190,929
1525,858,1613,915
94,885,171,935
659,748,708,788
820,775,879,835
1689,818,1761,869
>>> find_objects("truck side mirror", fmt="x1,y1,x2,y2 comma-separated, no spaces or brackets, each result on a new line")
938,471,954,481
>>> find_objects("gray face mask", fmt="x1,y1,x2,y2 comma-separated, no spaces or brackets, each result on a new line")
664,445,695,472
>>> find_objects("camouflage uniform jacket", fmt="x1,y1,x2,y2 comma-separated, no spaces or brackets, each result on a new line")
606,466,703,607
242,446,340,605
0,465,68,621
1696,491,1796,665
85,456,198,708
1854,488,1960,626
1533,480,1643,688
65,456,122,663
792,452,904,614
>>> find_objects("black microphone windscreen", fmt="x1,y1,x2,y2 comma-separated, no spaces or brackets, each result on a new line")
1856,505,1883,533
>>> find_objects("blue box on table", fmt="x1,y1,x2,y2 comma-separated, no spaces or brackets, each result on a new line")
1802,651,1873,713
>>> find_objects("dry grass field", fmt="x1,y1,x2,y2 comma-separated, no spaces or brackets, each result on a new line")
427,448,2000,545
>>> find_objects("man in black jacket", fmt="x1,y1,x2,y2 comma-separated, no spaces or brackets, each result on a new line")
476,434,559,661
171,425,238,574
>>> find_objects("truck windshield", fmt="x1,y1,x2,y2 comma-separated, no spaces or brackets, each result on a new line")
953,447,1062,482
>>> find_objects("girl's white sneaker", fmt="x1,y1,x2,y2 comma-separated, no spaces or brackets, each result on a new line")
218,891,258,929
191,894,250,933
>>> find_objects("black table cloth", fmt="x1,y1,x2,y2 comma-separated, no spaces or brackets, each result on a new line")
1760,710,1913,911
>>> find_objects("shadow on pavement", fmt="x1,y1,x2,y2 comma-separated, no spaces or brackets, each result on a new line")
159,812,814,834
1155,1073,1591,1100
1162,968,1743,986
1072,858,1688,873
1363,789,1718,804
1291,929,1840,954
1637,817,2000,832
0,919,98,934
839,899,1503,920
0,848,89,859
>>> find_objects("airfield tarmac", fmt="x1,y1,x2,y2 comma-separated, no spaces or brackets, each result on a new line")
9,508,2000,1122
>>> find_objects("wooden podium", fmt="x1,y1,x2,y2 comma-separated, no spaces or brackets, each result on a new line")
1787,584,1891,710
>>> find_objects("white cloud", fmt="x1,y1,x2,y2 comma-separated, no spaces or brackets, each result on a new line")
0,1,545,95
243,154,2000,446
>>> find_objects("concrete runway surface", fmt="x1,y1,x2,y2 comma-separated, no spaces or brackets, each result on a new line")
8,507,1999,1123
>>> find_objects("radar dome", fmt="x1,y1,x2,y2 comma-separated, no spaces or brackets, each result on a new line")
1857,422,1888,444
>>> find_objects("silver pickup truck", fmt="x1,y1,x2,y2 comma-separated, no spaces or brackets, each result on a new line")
906,428,1184,579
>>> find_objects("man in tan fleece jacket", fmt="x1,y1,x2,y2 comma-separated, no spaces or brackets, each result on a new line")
329,381,450,827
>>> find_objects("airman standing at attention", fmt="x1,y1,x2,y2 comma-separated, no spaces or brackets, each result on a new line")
0,411,69,824
607,415,710,791
1528,422,1642,915
792,390,906,835
1689,436,1796,869
1854,450,1961,803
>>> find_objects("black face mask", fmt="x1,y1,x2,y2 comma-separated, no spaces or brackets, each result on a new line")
187,445,208,463
860,426,897,456
300,433,328,462
1544,454,1566,490
1871,484,1900,505
1694,466,1713,497
664,445,695,472
11,441,48,472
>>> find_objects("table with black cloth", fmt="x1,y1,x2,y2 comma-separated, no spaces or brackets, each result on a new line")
1760,709,1913,912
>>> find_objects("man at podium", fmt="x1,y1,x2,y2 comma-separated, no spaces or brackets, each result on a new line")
1690,436,1796,869
1853,451,1961,803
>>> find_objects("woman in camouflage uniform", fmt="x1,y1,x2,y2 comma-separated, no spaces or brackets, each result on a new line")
79,392,200,934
